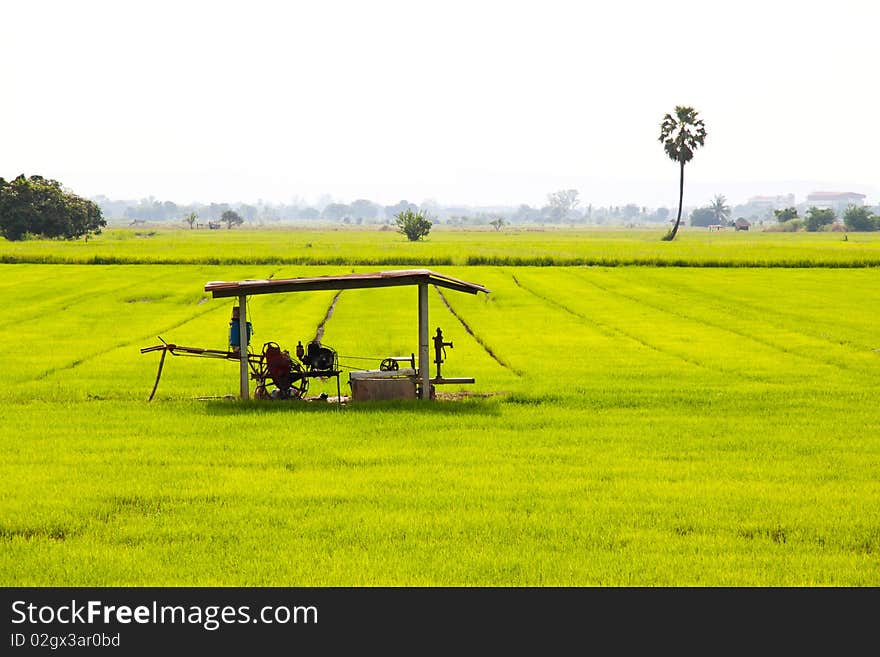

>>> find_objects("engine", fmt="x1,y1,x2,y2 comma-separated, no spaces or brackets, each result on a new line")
297,340,337,372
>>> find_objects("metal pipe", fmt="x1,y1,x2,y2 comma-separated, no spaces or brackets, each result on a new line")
147,348,167,402
418,283,430,400
239,294,249,400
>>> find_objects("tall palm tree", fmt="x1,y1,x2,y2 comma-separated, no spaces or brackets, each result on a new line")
710,194,731,225
659,106,707,240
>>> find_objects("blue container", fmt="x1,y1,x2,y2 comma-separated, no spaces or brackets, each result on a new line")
229,319,252,347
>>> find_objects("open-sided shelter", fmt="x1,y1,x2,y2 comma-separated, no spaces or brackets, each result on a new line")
204,269,490,400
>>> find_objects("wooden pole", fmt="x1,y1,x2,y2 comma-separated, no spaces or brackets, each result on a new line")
418,283,430,400
239,294,249,400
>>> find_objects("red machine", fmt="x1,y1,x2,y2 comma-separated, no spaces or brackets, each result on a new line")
140,338,339,402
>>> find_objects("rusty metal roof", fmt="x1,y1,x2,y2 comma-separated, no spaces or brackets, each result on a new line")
205,269,490,298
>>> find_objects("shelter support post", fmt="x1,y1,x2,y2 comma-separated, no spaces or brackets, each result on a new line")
418,283,430,400
239,294,249,400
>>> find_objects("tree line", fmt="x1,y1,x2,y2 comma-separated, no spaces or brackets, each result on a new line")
770,205,879,232
94,191,676,228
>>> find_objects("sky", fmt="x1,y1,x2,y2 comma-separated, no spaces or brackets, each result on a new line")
2,0,878,209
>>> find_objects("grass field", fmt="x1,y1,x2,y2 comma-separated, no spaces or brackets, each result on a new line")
3,225,880,267
1,237,878,585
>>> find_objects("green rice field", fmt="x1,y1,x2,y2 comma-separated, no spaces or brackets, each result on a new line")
1,228,878,585
3,225,880,267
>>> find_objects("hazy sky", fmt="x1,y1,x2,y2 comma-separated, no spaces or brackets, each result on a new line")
3,0,878,208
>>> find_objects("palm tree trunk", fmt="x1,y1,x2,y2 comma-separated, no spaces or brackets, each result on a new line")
667,161,685,240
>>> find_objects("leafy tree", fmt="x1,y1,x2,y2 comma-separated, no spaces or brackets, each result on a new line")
238,204,258,221
489,217,505,231
804,206,835,232
184,211,198,229
208,203,231,221
622,204,640,220
773,207,798,223
842,205,878,231
321,203,350,221
658,106,707,241
689,207,717,227
350,199,380,220
395,209,432,241
385,200,417,221
709,194,731,225
546,189,580,222
513,204,539,222
0,174,105,241
221,209,244,229
650,207,670,223
162,200,179,219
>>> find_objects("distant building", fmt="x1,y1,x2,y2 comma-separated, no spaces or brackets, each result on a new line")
805,192,866,217
734,218,751,231
734,194,795,221
747,194,796,212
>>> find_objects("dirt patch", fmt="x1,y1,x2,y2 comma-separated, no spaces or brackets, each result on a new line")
435,390,500,401
313,291,342,343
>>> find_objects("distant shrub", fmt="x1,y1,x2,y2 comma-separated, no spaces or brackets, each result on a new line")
773,207,799,222
395,209,432,241
804,207,835,232
764,219,802,232
843,205,879,232
689,207,716,227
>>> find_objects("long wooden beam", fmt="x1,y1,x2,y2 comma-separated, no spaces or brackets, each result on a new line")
206,271,489,299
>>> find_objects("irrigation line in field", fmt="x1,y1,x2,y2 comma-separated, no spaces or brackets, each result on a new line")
313,290,342,343
508,273,744,379
433,286,523,377
0,269,180,332
607,268,880,364
32,301,231,383
572,270,870,377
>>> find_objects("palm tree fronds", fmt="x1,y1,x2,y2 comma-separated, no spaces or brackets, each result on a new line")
658,105,708,240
